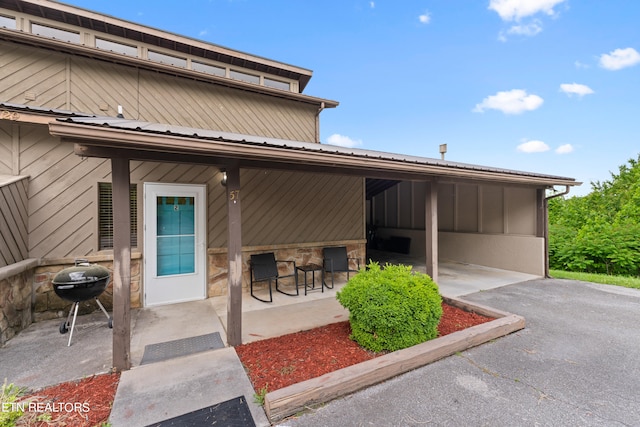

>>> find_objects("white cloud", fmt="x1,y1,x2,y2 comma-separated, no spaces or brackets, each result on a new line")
574,60,589,69
199,29,209,37
506,20,542,36
326,134,363,148
556,144,574,154
517,139,550,153
599,47,640,71
489,0,567,21
418,12,431,24
560,83,594,97
370,1,375,8
473,89,544,114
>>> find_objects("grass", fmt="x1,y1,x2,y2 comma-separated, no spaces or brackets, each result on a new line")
253,386,268,406
549,270,640,290
1,380,26,427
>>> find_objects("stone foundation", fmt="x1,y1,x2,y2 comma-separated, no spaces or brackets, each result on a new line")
0,266,34,347
207,240,366,297
1,243,364,346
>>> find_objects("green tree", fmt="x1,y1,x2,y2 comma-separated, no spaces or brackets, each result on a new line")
549,154,640,277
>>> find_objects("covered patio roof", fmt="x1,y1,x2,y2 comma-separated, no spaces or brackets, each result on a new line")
48,116,579,188
44,114,580,371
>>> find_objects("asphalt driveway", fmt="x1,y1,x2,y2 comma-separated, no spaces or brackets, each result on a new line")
280,279,640,426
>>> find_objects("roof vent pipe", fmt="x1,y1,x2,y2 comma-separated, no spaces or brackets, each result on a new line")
439,144,447,160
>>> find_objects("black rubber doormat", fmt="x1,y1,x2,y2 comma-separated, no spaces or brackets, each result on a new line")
146,396,255,427
140,332,224,365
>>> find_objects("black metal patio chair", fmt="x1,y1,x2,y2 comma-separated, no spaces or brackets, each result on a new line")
322,246,360,289
249,252,298,303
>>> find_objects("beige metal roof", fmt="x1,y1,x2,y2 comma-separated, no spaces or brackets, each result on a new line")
48,116,579,188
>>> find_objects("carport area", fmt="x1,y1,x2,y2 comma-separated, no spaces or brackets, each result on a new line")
367,250,539,297
365,177,554,284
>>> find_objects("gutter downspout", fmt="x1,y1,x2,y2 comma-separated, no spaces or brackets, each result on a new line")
543,185,571,278
315,102,325,143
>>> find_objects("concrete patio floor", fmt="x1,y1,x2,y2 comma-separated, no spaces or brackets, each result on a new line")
0,256,539,426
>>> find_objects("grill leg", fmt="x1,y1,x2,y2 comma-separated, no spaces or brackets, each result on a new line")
95,298,112,326
67,302,80,347
63,304,75,330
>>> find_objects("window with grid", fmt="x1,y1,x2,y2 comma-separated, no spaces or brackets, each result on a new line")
98,183,138,250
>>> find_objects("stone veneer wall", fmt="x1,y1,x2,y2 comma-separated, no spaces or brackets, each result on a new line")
0,264,34,346
207,240,366,297
32,253,142,322
1,242,364,346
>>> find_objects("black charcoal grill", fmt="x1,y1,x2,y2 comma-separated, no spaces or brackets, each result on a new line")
52,259,113,346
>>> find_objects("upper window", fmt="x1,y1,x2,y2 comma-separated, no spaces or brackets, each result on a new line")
31,23,80,43
229,69,260,85
21,17,298,93
148,50,187,68
0,15,15,29
264,77,290,91
96,37,138,56
192,61,226,77
98,183,138,250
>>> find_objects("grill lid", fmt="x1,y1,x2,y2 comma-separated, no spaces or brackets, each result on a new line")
52,263,110,286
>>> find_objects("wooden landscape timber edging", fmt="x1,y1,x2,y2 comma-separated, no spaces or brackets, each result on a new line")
264,296,525,422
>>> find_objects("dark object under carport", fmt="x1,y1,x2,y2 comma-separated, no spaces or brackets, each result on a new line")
52,260,113,346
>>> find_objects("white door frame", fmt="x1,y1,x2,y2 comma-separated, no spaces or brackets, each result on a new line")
143,183,207,307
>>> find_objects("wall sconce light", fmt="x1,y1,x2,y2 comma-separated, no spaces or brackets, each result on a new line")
220,170,227,186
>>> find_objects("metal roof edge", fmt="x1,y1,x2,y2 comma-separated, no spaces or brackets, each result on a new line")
7,0,313,78
51,117,579,186
1,101,96,117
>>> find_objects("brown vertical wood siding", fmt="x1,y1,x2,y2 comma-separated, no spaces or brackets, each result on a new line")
0,177,29,267
0,121,13,174
238,170,364,246
4,122,363,259
372,181,537,237
1,38,364,261
0,41,317,142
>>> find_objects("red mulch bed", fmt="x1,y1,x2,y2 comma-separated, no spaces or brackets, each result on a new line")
17,373,120,427
7,303,491,425
236,302,494,393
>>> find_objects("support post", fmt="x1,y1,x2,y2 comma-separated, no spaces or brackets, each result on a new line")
111,157,131,371
226,166,243,346
425,180,438,283
537,188,550,277
536,189,545,238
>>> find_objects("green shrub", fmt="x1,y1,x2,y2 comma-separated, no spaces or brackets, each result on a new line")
336,262,442,352
1,380,23,427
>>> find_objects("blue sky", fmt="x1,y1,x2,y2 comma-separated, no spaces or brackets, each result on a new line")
64,0,639,196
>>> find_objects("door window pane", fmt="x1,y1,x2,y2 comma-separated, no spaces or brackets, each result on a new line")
156,196,195,276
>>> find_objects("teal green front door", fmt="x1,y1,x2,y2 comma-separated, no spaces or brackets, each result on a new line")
144,183,206,306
